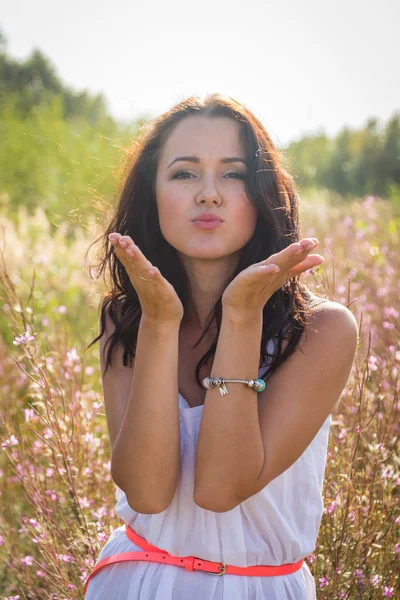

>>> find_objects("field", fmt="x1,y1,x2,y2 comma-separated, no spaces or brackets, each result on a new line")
0,190,398,599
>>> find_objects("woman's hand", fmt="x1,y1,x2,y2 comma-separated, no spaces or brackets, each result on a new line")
109,233,184,324
221,238,325,317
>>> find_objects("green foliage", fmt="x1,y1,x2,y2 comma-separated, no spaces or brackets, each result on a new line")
0,39,148,238
0,91,142,233
285,114,400,198
0,35,399,239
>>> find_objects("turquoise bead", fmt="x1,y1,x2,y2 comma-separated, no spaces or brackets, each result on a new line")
255,378,266,392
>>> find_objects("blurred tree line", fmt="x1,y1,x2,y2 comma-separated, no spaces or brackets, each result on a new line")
0,29,399,232
285,117,400,200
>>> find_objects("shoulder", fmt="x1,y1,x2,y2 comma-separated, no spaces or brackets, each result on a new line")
281,299,358,354
301,300,359,358
284,301,358,415
307,300,358,334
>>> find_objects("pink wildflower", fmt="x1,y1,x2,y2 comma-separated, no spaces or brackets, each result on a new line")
1,434,19,449
23,408,36,421
370,574,382,586
325,501,338,515
13,330,37,345
318,576,329,588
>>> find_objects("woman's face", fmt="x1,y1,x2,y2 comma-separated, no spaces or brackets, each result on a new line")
155,115,258,262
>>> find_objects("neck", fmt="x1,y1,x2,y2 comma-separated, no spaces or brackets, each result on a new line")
179,253,239,331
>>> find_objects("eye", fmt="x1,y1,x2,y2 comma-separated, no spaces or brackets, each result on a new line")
172,171,193,179
172,170,245,180
225,172,245,179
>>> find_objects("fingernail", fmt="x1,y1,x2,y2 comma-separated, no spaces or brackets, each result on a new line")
303,242,315,250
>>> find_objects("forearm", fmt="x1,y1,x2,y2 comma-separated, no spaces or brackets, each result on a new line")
194,310,265,511
111,316,181,514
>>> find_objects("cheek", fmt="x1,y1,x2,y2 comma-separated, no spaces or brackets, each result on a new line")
157,191,184,239
233,197,258,236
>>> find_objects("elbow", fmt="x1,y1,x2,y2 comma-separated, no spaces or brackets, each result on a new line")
115,477,170,514
126,494,169,515
111,463,173,515
193,489,239,513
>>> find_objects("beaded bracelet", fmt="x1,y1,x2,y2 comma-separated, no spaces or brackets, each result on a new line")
201,376,266,396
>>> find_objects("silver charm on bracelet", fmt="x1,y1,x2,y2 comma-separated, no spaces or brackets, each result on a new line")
201,377,266,396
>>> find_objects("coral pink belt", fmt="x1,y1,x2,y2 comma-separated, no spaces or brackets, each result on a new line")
84,524,304,595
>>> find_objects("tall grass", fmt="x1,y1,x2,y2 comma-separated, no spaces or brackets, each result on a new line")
0,192,398,599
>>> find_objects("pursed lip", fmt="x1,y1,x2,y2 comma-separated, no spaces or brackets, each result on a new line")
192,214,225,222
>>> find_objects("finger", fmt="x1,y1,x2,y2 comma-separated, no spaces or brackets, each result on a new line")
109,233,135,248
110,235,143,263
293,239,318,255
123,241,152,268
265,239,318,265
286,241,319,269
288,254,325,276
109,234,135,259
118,235,135,249
110,235,155,279
108,232,122,243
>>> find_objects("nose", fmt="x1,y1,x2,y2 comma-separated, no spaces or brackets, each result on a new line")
196,178,222,206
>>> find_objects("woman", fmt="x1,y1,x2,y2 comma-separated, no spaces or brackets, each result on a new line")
84,94,358,599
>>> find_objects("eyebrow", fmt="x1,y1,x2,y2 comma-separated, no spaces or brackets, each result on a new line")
167,156,247,169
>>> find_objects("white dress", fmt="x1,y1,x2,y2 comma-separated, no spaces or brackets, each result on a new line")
84,337,332,599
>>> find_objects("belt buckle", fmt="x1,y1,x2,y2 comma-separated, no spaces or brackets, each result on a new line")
204,561,226,576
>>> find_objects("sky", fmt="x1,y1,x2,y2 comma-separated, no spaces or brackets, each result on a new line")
1,0,399,147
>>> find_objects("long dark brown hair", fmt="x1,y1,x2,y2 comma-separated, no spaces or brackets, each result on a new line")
86,93,328,384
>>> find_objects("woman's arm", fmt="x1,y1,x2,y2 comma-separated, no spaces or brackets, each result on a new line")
193,310,265,511
194,303,358,512
109,315,181,514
